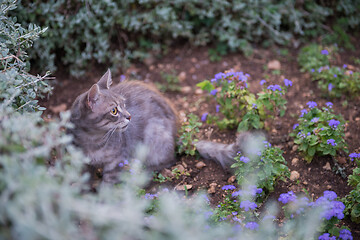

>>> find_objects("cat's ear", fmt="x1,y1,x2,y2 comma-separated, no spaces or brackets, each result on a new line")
97,69,112,89
87,84,100,110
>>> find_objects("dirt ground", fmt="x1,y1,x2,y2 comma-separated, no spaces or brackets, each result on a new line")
41,42,360,237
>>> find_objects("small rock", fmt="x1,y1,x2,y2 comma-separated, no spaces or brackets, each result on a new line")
181,86,192,94
182,161,188,168
178,71,187,82
195,89,203,95
227,175,236,183
303,181,308,185
161,168,174,179
323,162,331,171
173,164,185,173
345,132,351,138
326,185,332,190
50,103,67,113
267,60,281,70
292,145,298,152
290,171,300,181
175,184,192,191
291,158,299,166
208,183,217,194
347,64,356,70
195,161,206,169
355,117,360,122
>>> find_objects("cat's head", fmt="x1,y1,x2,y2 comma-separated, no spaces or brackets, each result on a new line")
71,69,131,133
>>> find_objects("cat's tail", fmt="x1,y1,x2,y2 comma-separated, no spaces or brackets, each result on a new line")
195,131,264,171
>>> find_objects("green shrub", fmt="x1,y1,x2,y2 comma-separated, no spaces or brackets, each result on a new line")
11,0,360,76
290,101,347,163
177,113,202,156
298,43,360,98
343,153,360,224
231,140,290,192
197,71,289,131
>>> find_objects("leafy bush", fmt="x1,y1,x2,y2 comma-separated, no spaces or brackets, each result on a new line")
298,44,360,98
231,140,290,193
290,101,347,163
343,153,360,224
197,71,289,131
177,113,202,156
10,0,360,76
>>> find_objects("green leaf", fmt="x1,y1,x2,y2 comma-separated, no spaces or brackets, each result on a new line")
196,80,215,92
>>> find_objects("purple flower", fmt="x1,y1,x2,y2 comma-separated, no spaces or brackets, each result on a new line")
318,233,336,240
216,104,220,113
300,109,308,117
311,68,315,72
326,102,333,108
333,74,337,78
201,113,208,122
284,78,292,87
267,84,282,91
323,191,337,201
311,117,319,123
343,64,348,69
339,229,353,240
214,72,225,80
144,193,158,200
349,152,360,161
210,89,218,96
321,49,329,55
240,200,257,211
260,79,266,85
328,119,340,129
232,211,238,215
204,211,213,219
327,139,337,146
240,156,250,163
252,103,257,109
120,75,126,82
278,191,297,204
316,197,345,220
328,83,333,92
307,101,317,109
349,70,353,75
222,185,236,191
245,221,259,230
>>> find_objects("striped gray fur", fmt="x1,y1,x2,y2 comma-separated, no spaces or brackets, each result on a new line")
69,70,252,184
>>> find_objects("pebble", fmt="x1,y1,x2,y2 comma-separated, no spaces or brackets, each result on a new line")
227,175,236,183
337,157,347,165
292,145,298,152
323,162,331,171
178,71,187,82
267,60,281,70
195,161,206,169
195,89,203,95
290,171,300,181
208,183,217,194
173,164,185,173
291,158,299,166
175,184,192,191
160,168,174,179
181,86,192,94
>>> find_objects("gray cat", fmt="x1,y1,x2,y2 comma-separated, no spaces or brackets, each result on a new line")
69,70,250,184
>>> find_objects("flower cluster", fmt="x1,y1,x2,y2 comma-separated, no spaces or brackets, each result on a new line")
291,101,347,162
232,185,263,198
278,191,297,204
222,185,236,191
240,200,257,211
349,152,360,162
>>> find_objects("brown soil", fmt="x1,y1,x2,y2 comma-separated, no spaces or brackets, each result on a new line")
41,43,360,237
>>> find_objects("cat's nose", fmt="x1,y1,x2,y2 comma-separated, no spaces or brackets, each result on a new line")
126,114,131,121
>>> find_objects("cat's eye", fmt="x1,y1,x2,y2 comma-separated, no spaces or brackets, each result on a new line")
110,107,118,116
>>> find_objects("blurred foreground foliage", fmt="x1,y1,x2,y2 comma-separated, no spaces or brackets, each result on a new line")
10,0,360,76
0,1,357,239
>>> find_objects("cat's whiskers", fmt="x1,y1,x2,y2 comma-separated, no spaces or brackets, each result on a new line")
100,126,118,146
103,126,118,146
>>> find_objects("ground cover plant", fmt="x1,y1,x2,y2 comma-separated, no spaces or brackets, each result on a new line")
290,101,347,163
1,0,360,239
298,43,360,98
9,0,360,76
